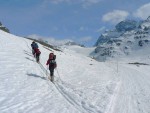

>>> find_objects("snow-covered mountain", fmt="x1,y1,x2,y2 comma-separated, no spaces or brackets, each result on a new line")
0,22,10,33
94,16,150,61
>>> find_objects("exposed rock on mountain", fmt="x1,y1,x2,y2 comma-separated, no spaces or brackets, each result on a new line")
0,22,10,33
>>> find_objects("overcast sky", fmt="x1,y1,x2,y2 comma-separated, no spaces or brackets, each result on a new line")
0,0,150,46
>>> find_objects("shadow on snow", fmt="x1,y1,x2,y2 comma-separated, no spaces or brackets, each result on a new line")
25,57,35,62
27,73,46,80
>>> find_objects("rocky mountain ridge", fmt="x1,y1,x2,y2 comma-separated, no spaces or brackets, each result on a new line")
93,16,150,61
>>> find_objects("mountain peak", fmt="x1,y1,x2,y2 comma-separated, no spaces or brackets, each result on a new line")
115,20,137,32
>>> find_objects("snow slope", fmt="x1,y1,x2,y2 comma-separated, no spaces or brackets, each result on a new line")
0,30,150,113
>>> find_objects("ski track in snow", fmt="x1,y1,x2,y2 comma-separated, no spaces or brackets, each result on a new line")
38,62,102,113
26,52,100,113
23,39,103,113
106,62,150,113
24,38,119,113
104,80,121,113
23,37,119,113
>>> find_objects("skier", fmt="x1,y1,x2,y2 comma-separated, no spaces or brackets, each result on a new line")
31,41,38,56
34,48,41,63
46,53,57,82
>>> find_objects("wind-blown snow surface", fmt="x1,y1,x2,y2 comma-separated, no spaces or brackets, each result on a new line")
0,30,150,113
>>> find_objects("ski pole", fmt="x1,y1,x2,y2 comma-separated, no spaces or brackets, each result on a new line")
46,66,49,76
56,68,62,81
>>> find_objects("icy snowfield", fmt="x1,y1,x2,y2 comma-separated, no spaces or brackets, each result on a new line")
0,30,150,113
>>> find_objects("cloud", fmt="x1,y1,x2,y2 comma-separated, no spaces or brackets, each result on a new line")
50,0,71,4
81,0,102,8
27,34,72,46
96,26,106,32
133,2,150,19
79,36,92,42
43,0,102,7
79,26,88,31
102,10,129,24
79,26,85,31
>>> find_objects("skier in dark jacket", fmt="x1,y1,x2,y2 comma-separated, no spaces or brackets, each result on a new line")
46,53,57,82
31,41,38,56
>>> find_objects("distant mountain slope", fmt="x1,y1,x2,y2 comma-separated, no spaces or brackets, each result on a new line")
94,16,150,61
61,45,95,57
64,41,85,47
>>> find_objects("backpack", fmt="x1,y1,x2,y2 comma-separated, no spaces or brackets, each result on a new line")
53,55,56,60
34,43,38,48
37,49,41,54
49,59,57,68
35,48,41,54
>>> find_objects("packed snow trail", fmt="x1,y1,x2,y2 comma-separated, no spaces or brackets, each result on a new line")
105,62,150,113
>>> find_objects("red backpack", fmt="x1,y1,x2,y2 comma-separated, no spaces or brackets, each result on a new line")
34,48,40,53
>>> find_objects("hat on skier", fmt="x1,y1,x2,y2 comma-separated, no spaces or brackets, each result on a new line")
49,53,54,59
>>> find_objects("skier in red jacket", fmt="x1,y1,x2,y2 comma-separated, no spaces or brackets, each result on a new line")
34,48,41,63
46,53,57,82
